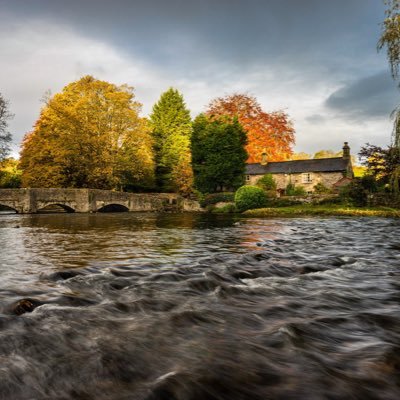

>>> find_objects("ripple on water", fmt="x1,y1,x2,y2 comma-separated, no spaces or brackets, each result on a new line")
0,213,399,399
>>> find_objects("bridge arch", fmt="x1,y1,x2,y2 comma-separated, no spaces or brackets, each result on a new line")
97,203,129,213
36,203,75,213
0,188,190,214
0,203,19,213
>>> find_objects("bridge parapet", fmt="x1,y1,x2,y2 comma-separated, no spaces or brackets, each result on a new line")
88,190,182,212
0,188,202,213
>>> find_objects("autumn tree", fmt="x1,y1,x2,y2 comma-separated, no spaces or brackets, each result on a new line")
379,0,400,80
206,93,295,163
313,150,341,159
0,158,22,188
20,76,154,190
378,0,400,147
359,144,400,193
378,1,400,194
0,93,13,162
149,88,193,194
191,114,247,193
311,149,358,166
290,152,311,160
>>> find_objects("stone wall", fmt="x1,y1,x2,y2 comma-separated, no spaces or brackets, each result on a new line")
179,198,204,212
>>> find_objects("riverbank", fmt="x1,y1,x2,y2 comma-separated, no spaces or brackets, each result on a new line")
243,204,400,218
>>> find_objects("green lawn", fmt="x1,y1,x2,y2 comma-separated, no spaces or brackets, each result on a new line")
243,204,400,218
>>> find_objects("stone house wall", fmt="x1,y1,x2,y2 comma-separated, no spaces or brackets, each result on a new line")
246,171,345,193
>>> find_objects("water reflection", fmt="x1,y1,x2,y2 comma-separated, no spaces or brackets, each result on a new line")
0,213,253,277
0,207,17,214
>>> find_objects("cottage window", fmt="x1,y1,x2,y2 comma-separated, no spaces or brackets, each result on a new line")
246,175,250,182
302,173,313,183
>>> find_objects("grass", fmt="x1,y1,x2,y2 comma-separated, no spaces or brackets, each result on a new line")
243,204,400,218
210,204,236,213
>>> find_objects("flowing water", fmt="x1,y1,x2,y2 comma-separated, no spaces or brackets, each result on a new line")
0,212,399,400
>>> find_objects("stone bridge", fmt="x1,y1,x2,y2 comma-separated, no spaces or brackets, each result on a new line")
0,188,201,214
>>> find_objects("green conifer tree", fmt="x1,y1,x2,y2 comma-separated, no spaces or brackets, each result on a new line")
149,88,193,193
191,114,248,193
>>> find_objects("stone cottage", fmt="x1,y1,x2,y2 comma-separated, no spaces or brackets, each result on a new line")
245,142,353,194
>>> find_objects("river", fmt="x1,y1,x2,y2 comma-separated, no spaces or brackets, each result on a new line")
0,212,399,399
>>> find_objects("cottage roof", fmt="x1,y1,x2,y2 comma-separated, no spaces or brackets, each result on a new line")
246,157,350,175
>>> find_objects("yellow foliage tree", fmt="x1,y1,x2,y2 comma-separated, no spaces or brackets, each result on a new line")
0,158,22,188
20,76,155,190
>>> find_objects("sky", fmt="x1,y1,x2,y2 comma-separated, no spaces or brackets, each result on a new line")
0,0,398,159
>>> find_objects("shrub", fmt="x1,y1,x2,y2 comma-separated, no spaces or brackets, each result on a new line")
285,183,307,196
200,192,235,208
235,185,268,212
340,179,367,206
285,183,296,196
313,182,331,194
340,177,377,206
294,186,307,196
256,174,277,192
193,189,206,204
339,175,379,207
360,174,379,193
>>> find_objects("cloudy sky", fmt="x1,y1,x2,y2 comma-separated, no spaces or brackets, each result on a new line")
0,0,398,158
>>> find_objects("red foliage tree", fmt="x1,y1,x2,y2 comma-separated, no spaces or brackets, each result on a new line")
206,94,295,163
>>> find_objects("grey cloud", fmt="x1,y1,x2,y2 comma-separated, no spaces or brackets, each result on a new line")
325,71,399,120
0,0,394,156
1,0,384,76
305,114,326,124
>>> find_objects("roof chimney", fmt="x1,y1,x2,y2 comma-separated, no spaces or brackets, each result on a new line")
342,142,350,160
261,149,268,166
